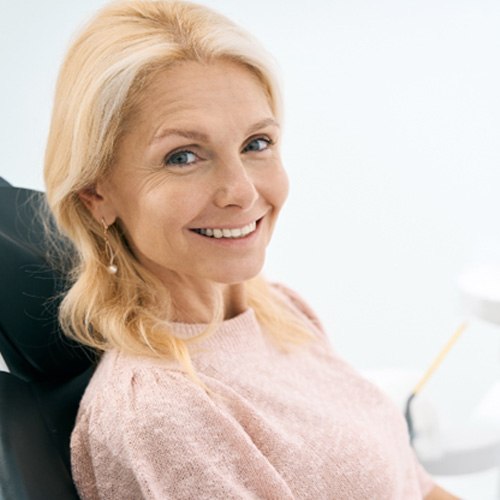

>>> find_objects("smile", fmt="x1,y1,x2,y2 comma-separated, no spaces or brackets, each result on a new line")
192,221,257,239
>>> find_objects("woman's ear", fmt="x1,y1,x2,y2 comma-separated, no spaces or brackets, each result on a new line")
78,184,117,226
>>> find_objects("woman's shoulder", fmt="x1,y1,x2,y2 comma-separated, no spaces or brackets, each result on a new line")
75,349,208,430
269,282,327,337
70,350,249,499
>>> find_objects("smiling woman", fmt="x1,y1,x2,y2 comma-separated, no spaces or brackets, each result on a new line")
42,1,455,499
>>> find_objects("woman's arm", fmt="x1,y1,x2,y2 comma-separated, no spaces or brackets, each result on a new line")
425,484,460,500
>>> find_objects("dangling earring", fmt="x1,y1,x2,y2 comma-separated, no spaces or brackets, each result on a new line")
101,218,118,274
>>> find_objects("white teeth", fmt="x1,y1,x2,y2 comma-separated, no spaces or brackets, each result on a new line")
241,222,257,236
197,221,257,239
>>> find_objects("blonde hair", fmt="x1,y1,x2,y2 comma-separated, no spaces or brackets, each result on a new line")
44,0,314,386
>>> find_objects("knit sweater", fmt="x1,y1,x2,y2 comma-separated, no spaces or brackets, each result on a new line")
71,285,435,499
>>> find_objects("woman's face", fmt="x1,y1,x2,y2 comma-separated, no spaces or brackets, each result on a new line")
87,60,288,296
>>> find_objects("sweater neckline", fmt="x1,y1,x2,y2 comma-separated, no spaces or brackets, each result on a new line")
169,308,265,352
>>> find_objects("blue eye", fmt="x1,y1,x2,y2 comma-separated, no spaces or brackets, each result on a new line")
243,138,271,153
165,150,197,166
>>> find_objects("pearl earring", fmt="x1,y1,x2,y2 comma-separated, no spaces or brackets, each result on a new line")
101,218,118,274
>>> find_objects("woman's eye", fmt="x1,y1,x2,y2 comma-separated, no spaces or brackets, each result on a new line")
243,137,271,153
164,150,197,166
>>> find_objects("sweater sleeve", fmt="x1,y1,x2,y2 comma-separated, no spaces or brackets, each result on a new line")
71,367,294,500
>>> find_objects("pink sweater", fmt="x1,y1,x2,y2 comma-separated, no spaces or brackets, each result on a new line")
71,285,435,499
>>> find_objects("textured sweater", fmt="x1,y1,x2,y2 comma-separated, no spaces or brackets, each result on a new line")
71,285,435,499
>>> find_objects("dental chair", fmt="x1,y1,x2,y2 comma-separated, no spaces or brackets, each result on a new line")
0,178,95,500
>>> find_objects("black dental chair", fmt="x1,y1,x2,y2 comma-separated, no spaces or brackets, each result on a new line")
0,178,96,500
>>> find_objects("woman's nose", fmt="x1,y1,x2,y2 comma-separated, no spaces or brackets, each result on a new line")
213,160,259,209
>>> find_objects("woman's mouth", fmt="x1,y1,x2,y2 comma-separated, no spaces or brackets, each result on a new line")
191,220,258,239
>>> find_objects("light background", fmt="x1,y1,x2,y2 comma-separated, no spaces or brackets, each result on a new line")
1,1,500,497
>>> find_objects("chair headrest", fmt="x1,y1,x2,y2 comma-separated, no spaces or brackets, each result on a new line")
0,178,94,382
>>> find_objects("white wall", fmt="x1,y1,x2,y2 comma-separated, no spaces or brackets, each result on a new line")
2,1,500,496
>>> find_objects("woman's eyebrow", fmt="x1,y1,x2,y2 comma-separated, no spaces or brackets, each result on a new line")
150,118,279,145
246,118,280,135
151,128,208,144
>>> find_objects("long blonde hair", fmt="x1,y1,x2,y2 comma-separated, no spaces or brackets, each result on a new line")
44,0,314,386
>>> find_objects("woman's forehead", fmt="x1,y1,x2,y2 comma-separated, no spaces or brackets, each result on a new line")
128,60,276,142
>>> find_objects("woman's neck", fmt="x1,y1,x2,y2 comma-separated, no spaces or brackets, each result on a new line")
167,280,248,324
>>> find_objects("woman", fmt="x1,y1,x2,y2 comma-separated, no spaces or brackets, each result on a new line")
44,1,456,498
